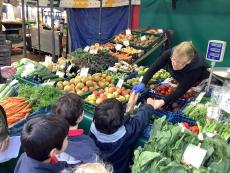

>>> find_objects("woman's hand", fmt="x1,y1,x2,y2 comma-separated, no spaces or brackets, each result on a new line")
0,136,9,152
147,98,165,109
0,66,16,79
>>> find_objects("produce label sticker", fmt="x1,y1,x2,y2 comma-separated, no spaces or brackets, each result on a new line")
80,68,89,77
181,144,207,169
45,55,53,63
123,40,130,47
207,107,220,120
116,78,124,88
56,71,65,78
141,35,147,41
115,44,123,51
84,46,90,52
108,67,117,72
126,29,132,35
220,94,230,114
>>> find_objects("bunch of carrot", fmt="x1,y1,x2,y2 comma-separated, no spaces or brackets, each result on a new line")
0,97,32,126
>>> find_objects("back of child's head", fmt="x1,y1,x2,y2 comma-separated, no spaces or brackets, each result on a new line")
52,93,83,126
93,98,124,134
21,115,69,161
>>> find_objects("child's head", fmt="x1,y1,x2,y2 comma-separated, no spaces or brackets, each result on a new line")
52,93,83,127
21,116,69,161
93,98,124,134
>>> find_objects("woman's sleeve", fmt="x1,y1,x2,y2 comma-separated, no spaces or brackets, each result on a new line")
142,49,171,85
0,106,8,142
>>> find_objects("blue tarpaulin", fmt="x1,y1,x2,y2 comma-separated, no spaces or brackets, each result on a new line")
67,6,129,51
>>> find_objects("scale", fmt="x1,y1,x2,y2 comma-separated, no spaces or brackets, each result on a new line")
205,40,227,91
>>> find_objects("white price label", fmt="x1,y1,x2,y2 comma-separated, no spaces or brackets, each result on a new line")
56,71,65,78
206,132,216,138
45,55,53,63
94,49,98,54
108,67,117,72
139,76,143,83
181,144,207,169
126,29,132,35
141,35,147,41
67,65,73,72
115,44,123,51
123,40,130,47
220,94,230,114
84,46,90,52
158,29,163,33
89,49,95,54
42,81,56,86
207,107,220,120
80,68,89,77
116,78,124,88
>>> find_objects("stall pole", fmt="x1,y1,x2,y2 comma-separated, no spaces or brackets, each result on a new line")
98,0,102,44
37,0,41,60
50,0,56,62
127,0,132,29
21,0,27,58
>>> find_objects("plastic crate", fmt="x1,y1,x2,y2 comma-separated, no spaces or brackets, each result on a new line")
9,107,51,136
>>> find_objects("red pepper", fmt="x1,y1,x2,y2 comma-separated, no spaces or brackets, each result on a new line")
182,122,190,128
190,126,199,135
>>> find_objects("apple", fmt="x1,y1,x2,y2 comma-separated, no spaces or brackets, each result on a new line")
113,91,120,97
100,93,106,98
104,87,109,92
124,94,130,101
107,93,115,99
108,87,115,93
96,98,103,105
98,89,105,94
118,95,125,102
91,94,97,101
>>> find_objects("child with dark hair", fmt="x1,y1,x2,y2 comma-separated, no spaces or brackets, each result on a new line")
89,98,155,173
14,116,77,173
52,93,100,163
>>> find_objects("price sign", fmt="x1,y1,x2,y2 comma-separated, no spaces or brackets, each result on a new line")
140,35,147,41
116,78,124,88
207,107,220,120
84,46,90,52
126,29,132,35
206,40,226,62
115,44,123,51
67,65,73,72
139,76,143,83
45,55,53,63
108,67,117,72
56,71,65,78
181,144,207,169
123,40,130,47
80,68,89,77
220,94,230,114
94,49,98,54
89,49,95,54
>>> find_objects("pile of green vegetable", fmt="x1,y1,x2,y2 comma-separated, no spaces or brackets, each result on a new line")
0,80,18,100
72,49,118,74
102,71,127,84
132,117,230,173
18,84,62,111
12,58,61,83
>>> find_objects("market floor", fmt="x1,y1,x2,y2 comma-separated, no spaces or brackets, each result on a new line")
11,52,45,63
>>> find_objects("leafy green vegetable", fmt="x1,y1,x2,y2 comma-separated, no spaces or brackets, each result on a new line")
18,84,62,111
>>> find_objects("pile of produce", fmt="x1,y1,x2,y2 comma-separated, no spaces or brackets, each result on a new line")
120,47,143,55
0,97,32,126
111,52,132,61
56,73,112,95
112,61,143,73
0,80,18,100
114,33,133,43
72,49,118,74
154,85,196,100
102,71,127,84
145,28,161,34
84,84,131,105
13,58,61,83
130,34,158,48
18,84,62,111
132,117,230,173
138,68,170,80
40,57,78,78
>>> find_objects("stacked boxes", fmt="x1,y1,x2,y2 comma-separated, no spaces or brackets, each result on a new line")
0,34,11,67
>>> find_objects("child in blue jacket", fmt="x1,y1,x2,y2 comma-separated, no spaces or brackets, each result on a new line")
14,116,78,173
52,93,100,163
89,98,155,173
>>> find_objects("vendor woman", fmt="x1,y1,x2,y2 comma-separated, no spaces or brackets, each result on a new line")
133,41,209,109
